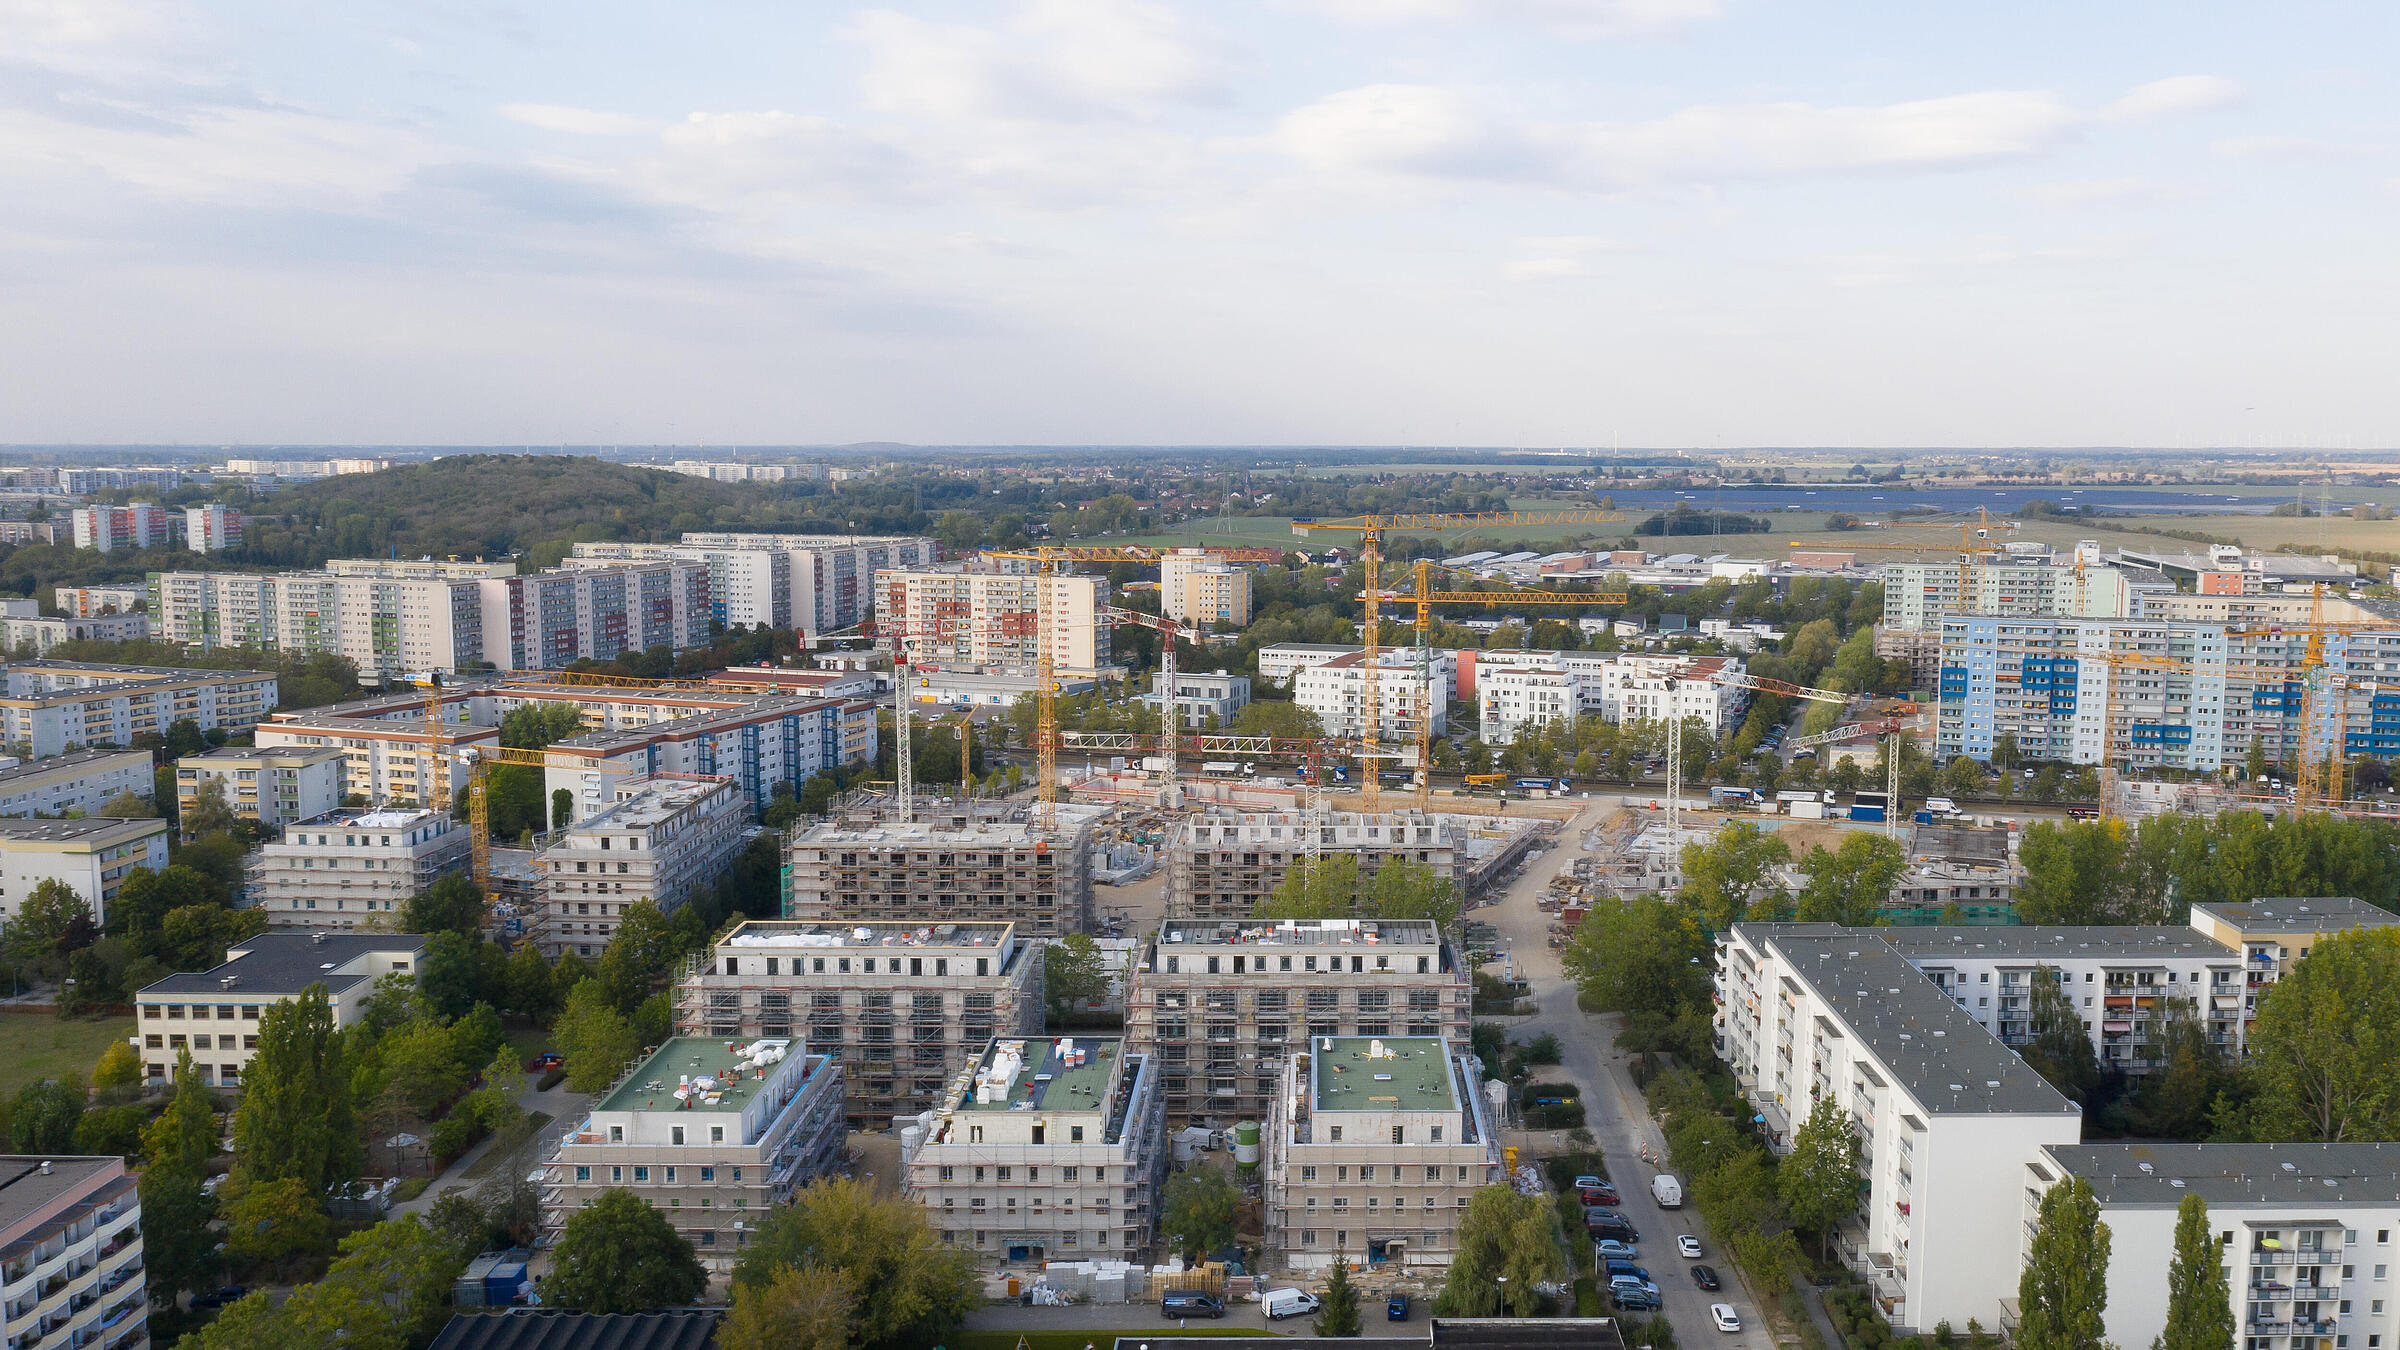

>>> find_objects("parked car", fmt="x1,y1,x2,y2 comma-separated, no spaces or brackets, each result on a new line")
1162,1291,1225,1319
1678,1235,1704,1258
1573,1174,1605,1191
1580,1185,1620,1206
1611,1288,1661,1312
523,1051,562,1072
1589,1217,1639,1243
1712,1304,1743,1333
1388,1295,1412,1321
1261,1289,1320,1320
1691,1265,1721,1291
1606,1261,1653,1286
1595,1239,1639,1260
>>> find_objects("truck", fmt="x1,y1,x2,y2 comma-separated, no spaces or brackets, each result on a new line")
1709,786,1762,809
1513,776,1572,793
1651,1173,1683,1208
1849,790,1892,823
1200,762,1254,778
1776,788,1833,819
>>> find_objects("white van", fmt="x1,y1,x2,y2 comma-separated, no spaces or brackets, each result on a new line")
1262,1288,1322,1320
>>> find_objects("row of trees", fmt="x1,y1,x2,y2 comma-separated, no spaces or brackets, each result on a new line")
2016,811,2400,924
2016,1183,2233,1350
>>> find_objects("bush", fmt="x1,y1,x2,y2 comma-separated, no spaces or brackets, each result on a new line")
1521,1032,1563,1065
1542,1150,1610,1191
1525,1101,1587,1129
429,1109,488,1165
536,1068,566,1091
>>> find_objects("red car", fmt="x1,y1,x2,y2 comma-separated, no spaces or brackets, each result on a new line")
524,1052,563,1072
1581,1185,1621,1206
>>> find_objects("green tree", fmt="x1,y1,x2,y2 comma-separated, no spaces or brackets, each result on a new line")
1,878,92,973
2157,1192,2234,1350
138,1168,219,1305
1231,700,1324,740
1676,818,1791,932
90,1040,143,1101
504,940,557,1020
1992,733,2023,773
1942,755,1988,800
2016,1176,2111,1350
95,789,158,818
2244,736,2268,784
1560,898,1712,1047
182,775,239,838
732,1178,978,1350
327,1214,473,1345
555,979,641,1094
1044,933,1112,1021
1315,1250,1362,1336
1779,1095,1861,1259
1360,856,1461,928
2240,927,2400,1141
542,1188,706,1313
224,1176,335,1272
143,1047,218,1174
2020,966,2103,1106
722,1267,856,1350
1256,853,1359,919
234,983,362,1193
1793,833,1906,924
553,788,575,831
1435,1187,1567,1317
2119,1000,2234,1141
1160,1168,1240,1262
400,872,486,936
9,1077,84,1153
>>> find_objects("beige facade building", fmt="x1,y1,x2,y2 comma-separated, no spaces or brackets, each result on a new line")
677,920,1044,1126
0,817,169,930
135,932,425,1086
1263,1036,1504,1273
0,662,276,759
903,1036,1168,1267
2186,896,2400,1034
252,714,496,807
0,1155,147,1350
0,750,152,819
540,1037,847,1269
876,568,1113,675
175,745,346,827
1160,549,1253,629
246,807,470,930
1166,810,1457,923
785,806,1106,938
535,776,748,959
1126,918,1471,1126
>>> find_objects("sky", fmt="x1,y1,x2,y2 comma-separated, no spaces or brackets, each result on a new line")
1,0,2394,449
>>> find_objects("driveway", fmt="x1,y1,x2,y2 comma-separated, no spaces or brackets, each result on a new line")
1479,803,1774,1350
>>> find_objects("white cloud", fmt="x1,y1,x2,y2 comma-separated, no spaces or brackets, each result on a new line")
2212,134,2363,160
0,101,442,208
1504,233,1627,278
1302,0,1719,40
0,0,159,47
2103,75,2244,120
849,0,1226,124
500,104,659,136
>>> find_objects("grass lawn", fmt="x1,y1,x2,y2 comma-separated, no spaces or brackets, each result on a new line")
0,1015,134,1098
504,1023,554,1068
957,1331,1277,1350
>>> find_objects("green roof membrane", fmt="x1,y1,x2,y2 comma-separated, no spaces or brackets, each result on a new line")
600,1036,780,1115
1310,1036,1455,1112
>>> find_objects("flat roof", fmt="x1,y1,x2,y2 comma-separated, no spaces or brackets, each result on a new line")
178,745,345,765
2189,897,2399,935
0,749,149,783
2046,1142,2400,1208
430,1310,719,1350
569,777,730,831
0,1157,119,1231
722,920,1016,949
0,816,165,845
1157,918,1442,948
551,693,847,755
1882,925,2243,963
1432,1320,1631,1350
138,931,425,998
958,1037,1121,1113
599,1036,787,1115
285,806,449,831
794,802,1108,846
1311,1036,1455,1112
1745,925,2079,1117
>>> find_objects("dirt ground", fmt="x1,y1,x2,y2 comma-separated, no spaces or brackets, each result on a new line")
1763,817,1869,854
848,1130,904,1199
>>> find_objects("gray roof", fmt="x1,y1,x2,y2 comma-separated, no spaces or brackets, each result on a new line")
551,692,853,755
137,931,425,998
0,1157,122,1231
0,816,165,845
1882,925,2245,963
0,749,150,786
2189,896,2399,935
430,1309,719,1350
1746,925,2079,1117
2046,1142,2400,1208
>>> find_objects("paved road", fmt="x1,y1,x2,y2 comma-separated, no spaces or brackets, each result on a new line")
1479,804,1773,1350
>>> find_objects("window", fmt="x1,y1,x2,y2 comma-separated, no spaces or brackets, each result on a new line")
672,1126,685,1145
1330,1126,1343,1142
701,1167,715,1181
634,1167,649,1181
1071,1125,1084,1142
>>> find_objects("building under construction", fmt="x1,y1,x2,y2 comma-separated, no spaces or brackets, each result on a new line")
1165,809,1462,922
783,803,1110,937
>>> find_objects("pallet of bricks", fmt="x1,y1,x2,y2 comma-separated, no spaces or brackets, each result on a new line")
1144,1262,1232,1300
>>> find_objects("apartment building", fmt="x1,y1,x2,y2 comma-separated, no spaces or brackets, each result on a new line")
1469,651,1744,742
1934,614,2400,770
0,662,277,758
1166,811,1458,923
1146,670,1250,729
539,1038,846,1269
534,776,747,958
182,505,243,554
1258,644,1365,686
69,505,172,553
1474,661,1576,744
876,568,1113,676
1873,627,1944,693
246,808,471,930
706,666,882,700
1160,549,1254,629
0,750,152,819
542,694,880,824
1263,1036,1504,1273
253,714,497,807
175,746,345,827
1294,651,1450,740
570,534,933,635
134,932,426,1086
0,818,169,929
0,1156,147,1350
2186,896,2400,1033
478,563,711,672
0,614,149,655
1125,918,1471,1126
1714,924,2084,1331
322,559,516,581
903,1036,1168,1265
676,920,1044,1125
2039,1142,2400,1350
51,587,145,618
1882,560,2134,632
785,806,1106,938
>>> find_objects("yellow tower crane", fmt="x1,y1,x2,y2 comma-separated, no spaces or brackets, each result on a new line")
457,743,555,926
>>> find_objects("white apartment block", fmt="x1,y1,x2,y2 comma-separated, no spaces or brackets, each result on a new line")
1263,1036,1504,1273
1160,549,1254,629
0,614,148,655
571,533,932,635
1146,669,1250,728
1469,651,1744,743
2186,897,2400,1037
476,563,712,672
1714,924,2084,1332
1167,810,1459,923
0,662,277,758
134,932,425,1087
69,505,172,553
322,559,518,581
1258,644,1364,687
1475,662,1577,745
540,1037,847,1269
785,805,1107,938
2039,1142,2400,1350
542,693,880,825
534,775,747,958
677,920,1045,1125
903,1035,1169,1266
175,746,345,827
0,1155,148,1350
51,587,146,618
0,750,152,819
245,807,470,930
182,505,243,554
223,457,389,478
253,715,497,807
664,459,817,482
876,568,1113,676
1127,918,1472,1125
1882,560,2135,632
0,817,169,930
1294,650,1450,740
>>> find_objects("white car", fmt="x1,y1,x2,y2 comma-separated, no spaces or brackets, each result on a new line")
1712,1304,1742,1333
1678,1235,1704,1258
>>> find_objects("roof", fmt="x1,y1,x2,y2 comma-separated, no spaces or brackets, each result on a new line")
2188,896,2399,935
2045,1142,2400,1209
0,749,150,785
0,1157,119,1230
1908,823,2011,866
0,816,166,847
1311,1036,1457,1113
598,1036,783,1115
565,777,732,833
956,1036,1121,1113
137,931,426,998
1742,925,2079,1117
428,1309,720,1350
720,920,1016,950
1882,925,2243,963
177,745,345,767
1432,1319,1631,1350
1156,917,1442,948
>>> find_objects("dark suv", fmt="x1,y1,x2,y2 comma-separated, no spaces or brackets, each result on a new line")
1162,1291,1226,1319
